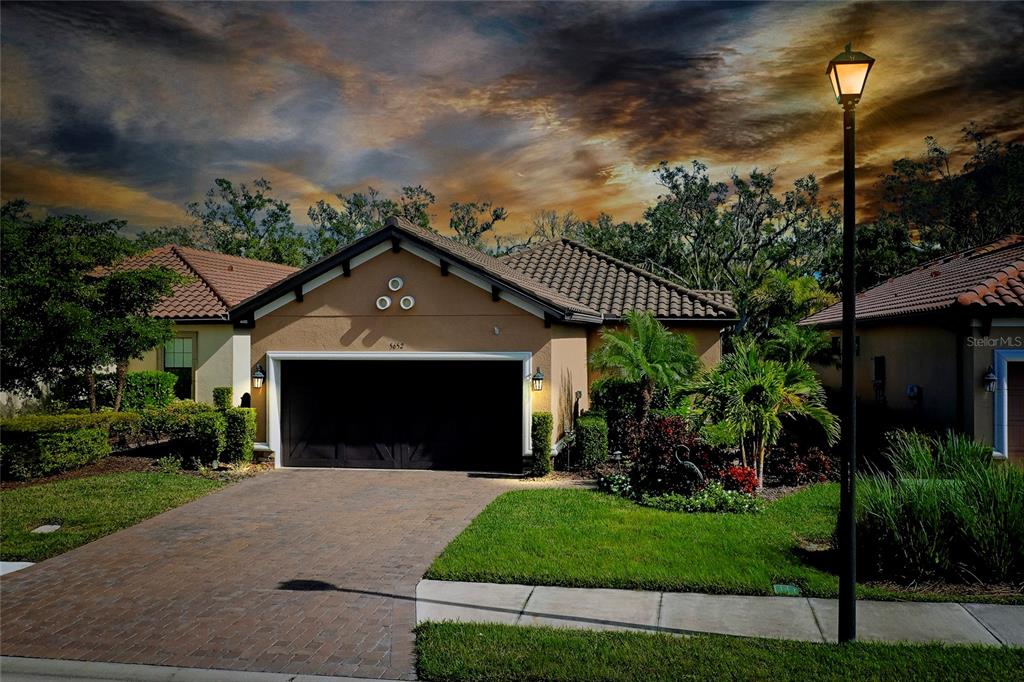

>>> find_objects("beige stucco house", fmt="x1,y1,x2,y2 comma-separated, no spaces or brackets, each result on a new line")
127,217,735,472
801,235,1024,465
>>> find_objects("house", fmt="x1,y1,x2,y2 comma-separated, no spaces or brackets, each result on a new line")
801,235,1024,464
126,217,735,472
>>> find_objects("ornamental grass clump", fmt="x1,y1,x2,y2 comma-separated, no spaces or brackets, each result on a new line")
856,430,1024,583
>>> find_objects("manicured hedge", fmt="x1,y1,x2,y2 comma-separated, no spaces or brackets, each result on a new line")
121,371,178,411
212,386,233,411
529,412,553,476
575,415,609,469
0,412,135,479
223,408,257,463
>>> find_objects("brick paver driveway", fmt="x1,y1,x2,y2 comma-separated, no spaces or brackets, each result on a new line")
0,469,515,679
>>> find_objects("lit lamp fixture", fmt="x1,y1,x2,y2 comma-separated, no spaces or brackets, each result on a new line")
983,366,998,393
826,43,875,105
252,364,265,389
531,369,544,392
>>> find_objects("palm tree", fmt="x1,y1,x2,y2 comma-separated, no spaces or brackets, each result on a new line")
590,311,700,424
695,341,839,488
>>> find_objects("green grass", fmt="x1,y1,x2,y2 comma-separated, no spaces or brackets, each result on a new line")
0,472,225,561
416,622,1023,682
427,484,1020,603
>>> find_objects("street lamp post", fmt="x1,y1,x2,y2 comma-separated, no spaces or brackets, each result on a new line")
826,43,875,644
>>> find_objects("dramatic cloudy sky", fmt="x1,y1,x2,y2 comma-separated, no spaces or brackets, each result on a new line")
2,1,1023,235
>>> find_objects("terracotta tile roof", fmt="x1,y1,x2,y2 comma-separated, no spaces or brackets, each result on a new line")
802,234,1024,326
390,218,603,318
107,246,297,320
502,239,736,320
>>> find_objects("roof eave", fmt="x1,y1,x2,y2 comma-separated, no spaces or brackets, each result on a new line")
228,224,596,324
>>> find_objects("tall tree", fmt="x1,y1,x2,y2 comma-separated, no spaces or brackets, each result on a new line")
448,201,508,249
188,178,305,266
133,225,202,251
305,185,435,261
94,267,182,411
0,202,178,410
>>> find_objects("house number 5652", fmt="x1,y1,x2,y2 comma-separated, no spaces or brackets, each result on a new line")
389,341,405,350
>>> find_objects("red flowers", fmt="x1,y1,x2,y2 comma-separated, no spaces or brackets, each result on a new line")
721,465,759,494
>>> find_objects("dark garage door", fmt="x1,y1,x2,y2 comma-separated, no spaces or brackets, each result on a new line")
281,360,524,472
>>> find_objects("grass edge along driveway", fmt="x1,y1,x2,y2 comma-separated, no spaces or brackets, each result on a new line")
426,484,1021,604
415,622,1023,682
1,472,225,562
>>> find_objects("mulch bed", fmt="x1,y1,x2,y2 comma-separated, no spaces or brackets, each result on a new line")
861,579,1024,601
0,456,273,490
0,456,161,490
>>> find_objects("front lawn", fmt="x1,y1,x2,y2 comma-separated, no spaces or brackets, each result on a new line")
427,484,1021,603
416,622,1023,682
0,472,224,562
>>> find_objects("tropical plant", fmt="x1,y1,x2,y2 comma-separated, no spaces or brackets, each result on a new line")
763,322,831,364
589,311,700,425
694,341,838,488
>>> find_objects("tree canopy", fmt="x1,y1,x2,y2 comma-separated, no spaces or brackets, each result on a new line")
1,201,180,409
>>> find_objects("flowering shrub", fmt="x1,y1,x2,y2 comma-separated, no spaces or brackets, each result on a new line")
721,465,759,494
630,415,704,495
639,482,764,514
598,472,634,498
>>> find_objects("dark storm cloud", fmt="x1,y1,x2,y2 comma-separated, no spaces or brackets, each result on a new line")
2,1,1023,229
3,1,235,60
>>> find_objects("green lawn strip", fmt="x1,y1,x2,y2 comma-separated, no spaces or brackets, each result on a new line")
415,622,1023,682
426,484,1018,604
0,472,225,562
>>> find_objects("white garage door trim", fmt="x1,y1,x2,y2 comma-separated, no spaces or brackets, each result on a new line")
264,351,534,469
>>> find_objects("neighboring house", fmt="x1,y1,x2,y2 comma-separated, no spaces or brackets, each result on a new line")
127,217,736,473
801,234,1024,465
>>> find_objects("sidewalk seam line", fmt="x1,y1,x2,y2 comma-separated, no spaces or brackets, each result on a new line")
807,598,827,642
956,601,1004,646
517,585,536,626
656,592,665,632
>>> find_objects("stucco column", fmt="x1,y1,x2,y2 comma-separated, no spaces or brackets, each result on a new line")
231,328,251,408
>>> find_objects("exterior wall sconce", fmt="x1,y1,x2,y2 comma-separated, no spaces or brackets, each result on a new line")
252,364,265,389
983,366,997,393
531,370,544,392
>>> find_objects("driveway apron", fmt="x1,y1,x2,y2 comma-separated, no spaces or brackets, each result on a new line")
0,470,513,680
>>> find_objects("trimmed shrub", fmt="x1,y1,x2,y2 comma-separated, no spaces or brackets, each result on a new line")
172,408,226,467
529,412,553,476
223,408,257,463
212,387,233,411
639,482,764,514
855,430,1024,583
0,413,119,479
121,371,178,411
575,415,608,469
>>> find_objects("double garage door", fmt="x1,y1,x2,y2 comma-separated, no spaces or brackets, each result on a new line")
280,360,524,473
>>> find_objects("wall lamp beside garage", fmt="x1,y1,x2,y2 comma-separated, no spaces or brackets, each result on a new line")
983,366,998,393
252,364,265,389
531,369,544,392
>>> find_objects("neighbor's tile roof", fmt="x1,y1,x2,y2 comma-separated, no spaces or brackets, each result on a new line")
108,246,298,320
503,239,736,320
802,234,1024,326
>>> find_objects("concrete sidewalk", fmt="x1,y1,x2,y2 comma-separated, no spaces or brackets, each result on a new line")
416,579,1024,646
0,657,403,682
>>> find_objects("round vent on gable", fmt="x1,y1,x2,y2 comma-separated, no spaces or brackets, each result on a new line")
375,295,392,310
388,276,404,291
399,295,416,310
